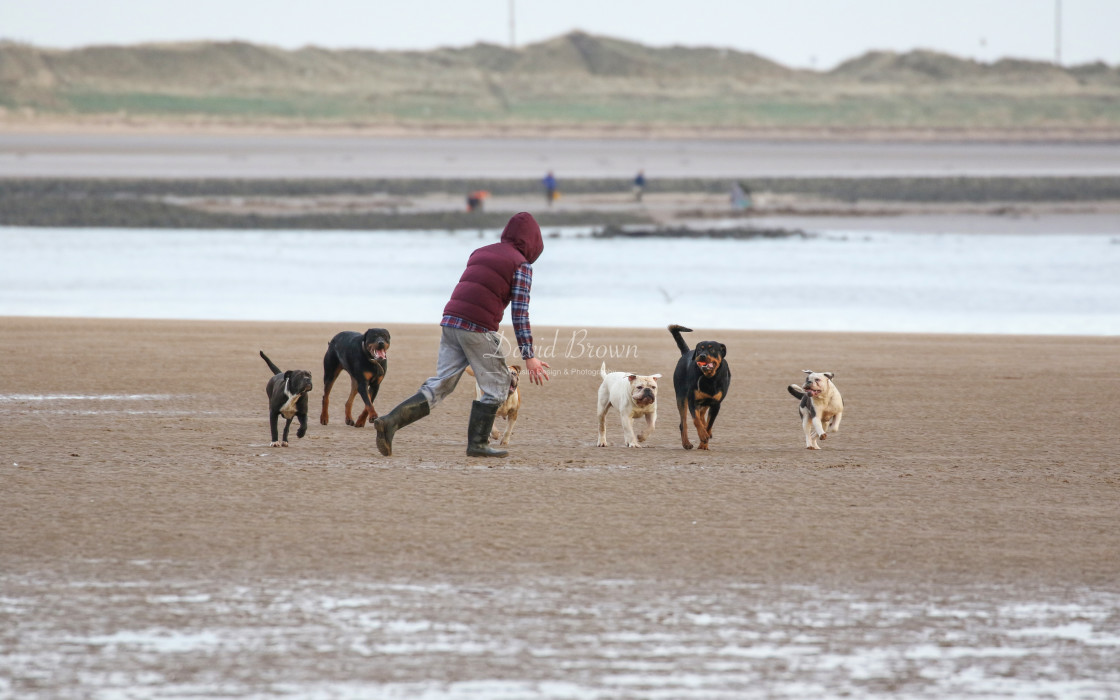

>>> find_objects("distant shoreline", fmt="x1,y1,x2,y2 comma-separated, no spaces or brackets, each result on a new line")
2,175,1119,231
4,117,1120,143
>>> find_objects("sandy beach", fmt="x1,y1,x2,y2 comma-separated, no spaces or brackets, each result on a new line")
3,316,1120,695
3,315,1117,585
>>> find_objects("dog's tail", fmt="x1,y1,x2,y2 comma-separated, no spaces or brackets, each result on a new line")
668,324,693,356
260,350,283,375
787,384,806,399
600,361,610,379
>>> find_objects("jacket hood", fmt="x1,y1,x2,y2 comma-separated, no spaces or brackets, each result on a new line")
500,212,543,264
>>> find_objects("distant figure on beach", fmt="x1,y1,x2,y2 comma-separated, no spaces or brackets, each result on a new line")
633,170,646,202
466,190,489,212
542,171,558,206
374,212,550,459
730,181,752,210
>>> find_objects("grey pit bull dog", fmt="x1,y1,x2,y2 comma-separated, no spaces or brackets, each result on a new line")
261,351,313,447
787,370,844,450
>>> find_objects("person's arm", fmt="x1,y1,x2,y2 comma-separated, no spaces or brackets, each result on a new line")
511,262,550,384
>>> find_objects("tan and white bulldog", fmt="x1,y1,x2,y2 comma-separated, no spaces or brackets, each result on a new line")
597,361,661,448
787,370,844,450
465,365,522,445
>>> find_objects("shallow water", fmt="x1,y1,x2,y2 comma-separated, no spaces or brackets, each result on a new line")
2,226,1118,335
3,569,1119,699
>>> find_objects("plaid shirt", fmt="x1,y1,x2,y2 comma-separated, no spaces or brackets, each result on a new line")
442,262,535,359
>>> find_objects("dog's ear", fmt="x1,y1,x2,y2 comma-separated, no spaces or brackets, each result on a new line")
510,365,522,374
803,369,812,375
628,374,637,382
720,344,727,356
650,374,662,379
283,370,293,379
824,372,835,379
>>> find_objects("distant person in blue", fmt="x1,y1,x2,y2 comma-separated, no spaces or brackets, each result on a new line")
542,171,557,206
633,170,646,202
730,181,752,210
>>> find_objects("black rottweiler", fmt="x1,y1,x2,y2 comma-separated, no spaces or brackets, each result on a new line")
261,351,313,447
669,324,731,450
320,328,390,427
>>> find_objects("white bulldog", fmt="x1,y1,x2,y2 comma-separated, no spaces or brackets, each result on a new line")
597,361,661,448
787,370,844,450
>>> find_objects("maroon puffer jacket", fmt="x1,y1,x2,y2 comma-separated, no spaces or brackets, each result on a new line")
442,212,544,331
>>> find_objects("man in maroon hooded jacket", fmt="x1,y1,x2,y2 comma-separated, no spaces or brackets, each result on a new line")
374,212,550,457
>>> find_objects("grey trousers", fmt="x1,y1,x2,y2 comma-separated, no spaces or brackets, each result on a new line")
419,326,511,408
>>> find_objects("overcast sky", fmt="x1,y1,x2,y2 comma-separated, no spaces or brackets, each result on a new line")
3,0,1118,70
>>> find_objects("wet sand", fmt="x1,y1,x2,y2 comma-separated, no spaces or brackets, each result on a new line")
5,131,1120,179
3,317,1119,696
4,316,1118,585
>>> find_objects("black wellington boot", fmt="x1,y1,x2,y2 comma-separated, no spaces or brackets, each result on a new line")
373,392,430,456
466,400,508,458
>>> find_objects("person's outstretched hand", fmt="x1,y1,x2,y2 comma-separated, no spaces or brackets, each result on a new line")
526,357,550,386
